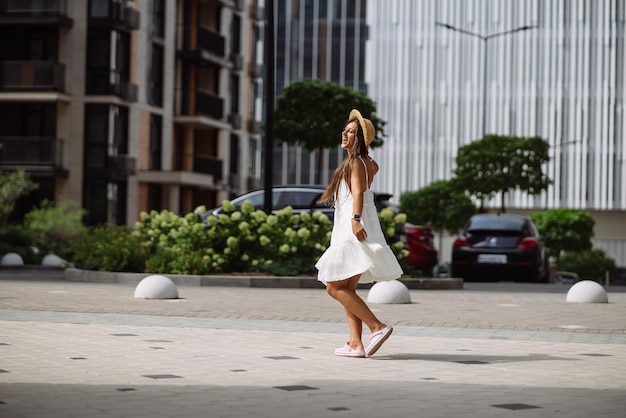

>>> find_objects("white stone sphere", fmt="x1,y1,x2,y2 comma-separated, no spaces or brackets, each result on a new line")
367,280,411,304
134,275,179,299
566,280,608,303
41,254,63,267
1,252,24,266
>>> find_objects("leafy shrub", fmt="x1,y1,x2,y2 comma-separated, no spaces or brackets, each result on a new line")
24,198,87,259
0,169,38,224
0,224,39,264
70,225,147,272
132,203,408,276
134,207,216,274
378,207,409,261
559,248,616,283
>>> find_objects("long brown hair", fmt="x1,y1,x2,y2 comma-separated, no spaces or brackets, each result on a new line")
318,117,369,205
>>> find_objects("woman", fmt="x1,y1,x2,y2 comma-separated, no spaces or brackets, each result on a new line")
315,109,403,358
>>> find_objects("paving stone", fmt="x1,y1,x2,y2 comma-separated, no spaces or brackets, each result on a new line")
0,273,625,417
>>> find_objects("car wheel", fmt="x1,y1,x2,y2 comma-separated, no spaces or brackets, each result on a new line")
529,266,542,283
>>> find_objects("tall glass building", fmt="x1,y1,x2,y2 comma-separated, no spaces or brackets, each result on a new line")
366,0,625,264
272,0,369,185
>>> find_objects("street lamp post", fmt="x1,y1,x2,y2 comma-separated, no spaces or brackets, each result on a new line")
263,0,275,213
435,22,537,138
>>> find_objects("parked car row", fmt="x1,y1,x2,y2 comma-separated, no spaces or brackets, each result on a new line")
203,187,549,282
202,185,439,270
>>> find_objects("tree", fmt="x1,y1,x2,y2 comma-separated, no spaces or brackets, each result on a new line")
453,135,551,212
399,180,477,256
0,169,38,225
274,79,386,183
530,209,595,268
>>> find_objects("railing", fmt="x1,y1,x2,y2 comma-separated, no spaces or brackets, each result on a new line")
178,89,224,120
86,69,137,101
0,0,67,13
181,25,225,58
0,136,63,167
173,153,223,181
108,154,136,176
0,61,65,92
89,0,139,30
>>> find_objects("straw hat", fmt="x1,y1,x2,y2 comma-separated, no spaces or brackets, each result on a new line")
349,109,376,148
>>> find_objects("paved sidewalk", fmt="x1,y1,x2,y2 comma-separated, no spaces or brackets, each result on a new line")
1,270,625,417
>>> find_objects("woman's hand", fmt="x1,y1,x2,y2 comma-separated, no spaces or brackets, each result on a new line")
352,219,367,241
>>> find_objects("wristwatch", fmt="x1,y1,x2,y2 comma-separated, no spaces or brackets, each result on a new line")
352,214,361,221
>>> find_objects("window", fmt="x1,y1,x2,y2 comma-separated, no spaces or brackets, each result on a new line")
229,134,239,174
86,29,131,96
148,44,164,106
151,0,165,39
90,0,110,17
84,104,129,168
149,114,162,170
231,14,241,55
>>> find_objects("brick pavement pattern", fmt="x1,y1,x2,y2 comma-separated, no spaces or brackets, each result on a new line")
1,270,625,417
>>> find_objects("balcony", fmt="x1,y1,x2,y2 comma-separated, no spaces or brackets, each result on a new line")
228,113,242,129
0,61,65,92
230,53,243,71
0,0,72,26
108,154,136,178
178,89,224,120
86,70,137,102
89,0,140,31
178,25,230,67
250,62,263,79
173,153,223,182
0,136,64,169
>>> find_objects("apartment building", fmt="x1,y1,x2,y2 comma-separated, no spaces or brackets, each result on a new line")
0,0,262,226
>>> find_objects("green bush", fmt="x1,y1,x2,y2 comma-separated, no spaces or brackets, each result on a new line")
0,224,39,264
559,248,616,283
24,198,87,259
131,203,408,276
70,225,147,272
0,169,38,224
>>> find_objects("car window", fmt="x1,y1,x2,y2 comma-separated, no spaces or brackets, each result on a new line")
232,191,280,210
468,216,525,231
278,190,322,209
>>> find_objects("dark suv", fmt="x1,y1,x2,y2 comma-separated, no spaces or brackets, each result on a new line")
451,213,550,282
203,185,393,221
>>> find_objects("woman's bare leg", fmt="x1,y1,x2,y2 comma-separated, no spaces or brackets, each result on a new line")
343,276,364,349
326,275,387,345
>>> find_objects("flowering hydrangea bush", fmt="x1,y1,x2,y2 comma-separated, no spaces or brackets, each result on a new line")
74,201,408,276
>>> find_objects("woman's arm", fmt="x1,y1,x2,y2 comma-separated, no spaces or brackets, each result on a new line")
350,159,367,241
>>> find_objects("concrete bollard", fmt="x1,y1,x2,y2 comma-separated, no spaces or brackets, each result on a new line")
367,280,411,304
1,252,24,266
566,280,608,303
41,254,63,267
134,275,179,299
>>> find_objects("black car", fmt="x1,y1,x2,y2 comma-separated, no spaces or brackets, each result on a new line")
202,185,393,221
450,213,550,282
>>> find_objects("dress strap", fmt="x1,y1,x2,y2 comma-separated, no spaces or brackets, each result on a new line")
357,156,370,190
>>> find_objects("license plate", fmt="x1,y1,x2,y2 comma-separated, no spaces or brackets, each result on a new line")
477,254,507,264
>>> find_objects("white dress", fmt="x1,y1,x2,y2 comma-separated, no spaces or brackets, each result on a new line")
315,159,403,284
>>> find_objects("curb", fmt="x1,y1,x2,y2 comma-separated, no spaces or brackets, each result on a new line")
63,268,463,290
